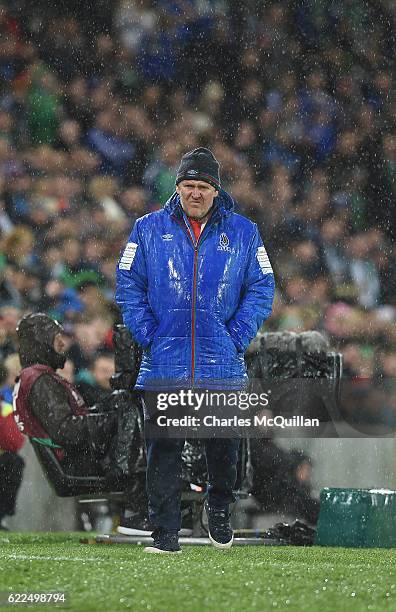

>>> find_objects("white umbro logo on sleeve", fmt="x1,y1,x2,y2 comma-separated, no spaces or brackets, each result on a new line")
256,246,273,275
119,242,138,270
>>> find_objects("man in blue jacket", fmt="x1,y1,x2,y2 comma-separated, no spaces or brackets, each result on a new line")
116,148,275,553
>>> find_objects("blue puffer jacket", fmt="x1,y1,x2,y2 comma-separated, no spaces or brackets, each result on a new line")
116,190,275,389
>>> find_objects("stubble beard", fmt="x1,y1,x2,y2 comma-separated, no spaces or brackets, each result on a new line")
183,201,213,222
189,211,211,221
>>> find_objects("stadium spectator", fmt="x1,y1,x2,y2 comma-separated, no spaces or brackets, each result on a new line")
77,351,116,406
0,363,25,530
0,352,20,403
0,305,21,360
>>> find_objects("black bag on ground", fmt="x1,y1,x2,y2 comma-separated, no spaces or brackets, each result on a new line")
266,520,316,546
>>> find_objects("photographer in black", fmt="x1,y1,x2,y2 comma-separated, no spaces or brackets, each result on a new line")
13,313,149,534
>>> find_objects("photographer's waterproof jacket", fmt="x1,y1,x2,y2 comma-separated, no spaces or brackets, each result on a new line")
116,191,275,389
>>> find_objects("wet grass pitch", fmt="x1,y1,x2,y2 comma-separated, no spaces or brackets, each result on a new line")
0,533,395,611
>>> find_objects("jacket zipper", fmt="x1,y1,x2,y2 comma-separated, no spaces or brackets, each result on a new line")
183,220,200,387
174,213,214,387
174,217,201,387
191,242,199,387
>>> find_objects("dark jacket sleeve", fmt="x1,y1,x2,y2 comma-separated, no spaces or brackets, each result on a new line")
28,374,112,449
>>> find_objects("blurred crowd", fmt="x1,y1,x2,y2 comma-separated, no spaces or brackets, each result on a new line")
0,0,396,427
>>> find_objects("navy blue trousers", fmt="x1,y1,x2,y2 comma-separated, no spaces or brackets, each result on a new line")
145,436,240,531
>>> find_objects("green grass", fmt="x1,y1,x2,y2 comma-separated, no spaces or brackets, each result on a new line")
0,533,395,611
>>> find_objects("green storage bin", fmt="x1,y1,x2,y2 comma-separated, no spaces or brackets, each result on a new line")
315,487,396,548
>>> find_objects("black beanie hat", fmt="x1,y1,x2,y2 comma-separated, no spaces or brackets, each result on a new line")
176,147,221,190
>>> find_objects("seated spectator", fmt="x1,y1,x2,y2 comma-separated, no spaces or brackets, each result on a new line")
119,186,149,222
0,365,25,530
76,281,111,320
0,263,43,311
77,351,115,405
0,226,36,269
67,316,114,373
88,176,127,228
143,140,181,205
0,353,21,403
86,108,135,178
38,278,83,323
346,234,381,310
57,237,102,289
0,305,21,360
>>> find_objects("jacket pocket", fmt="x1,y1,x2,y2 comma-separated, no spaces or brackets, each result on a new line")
225,326,243,354
144,326,159,356
222,326,239,356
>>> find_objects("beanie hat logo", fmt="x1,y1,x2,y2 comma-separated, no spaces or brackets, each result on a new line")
176,147,221,190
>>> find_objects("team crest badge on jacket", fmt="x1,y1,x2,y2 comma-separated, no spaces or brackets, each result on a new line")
217,232,233,253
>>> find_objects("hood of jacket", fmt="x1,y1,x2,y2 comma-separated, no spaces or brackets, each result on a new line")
17,313,67,370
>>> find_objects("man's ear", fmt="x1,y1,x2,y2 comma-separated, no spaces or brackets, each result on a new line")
214,189,219,198
176,185,180,194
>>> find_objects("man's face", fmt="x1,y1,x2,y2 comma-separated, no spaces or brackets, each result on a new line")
92,356,115,389
176,180,218,220
53,333,67,355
